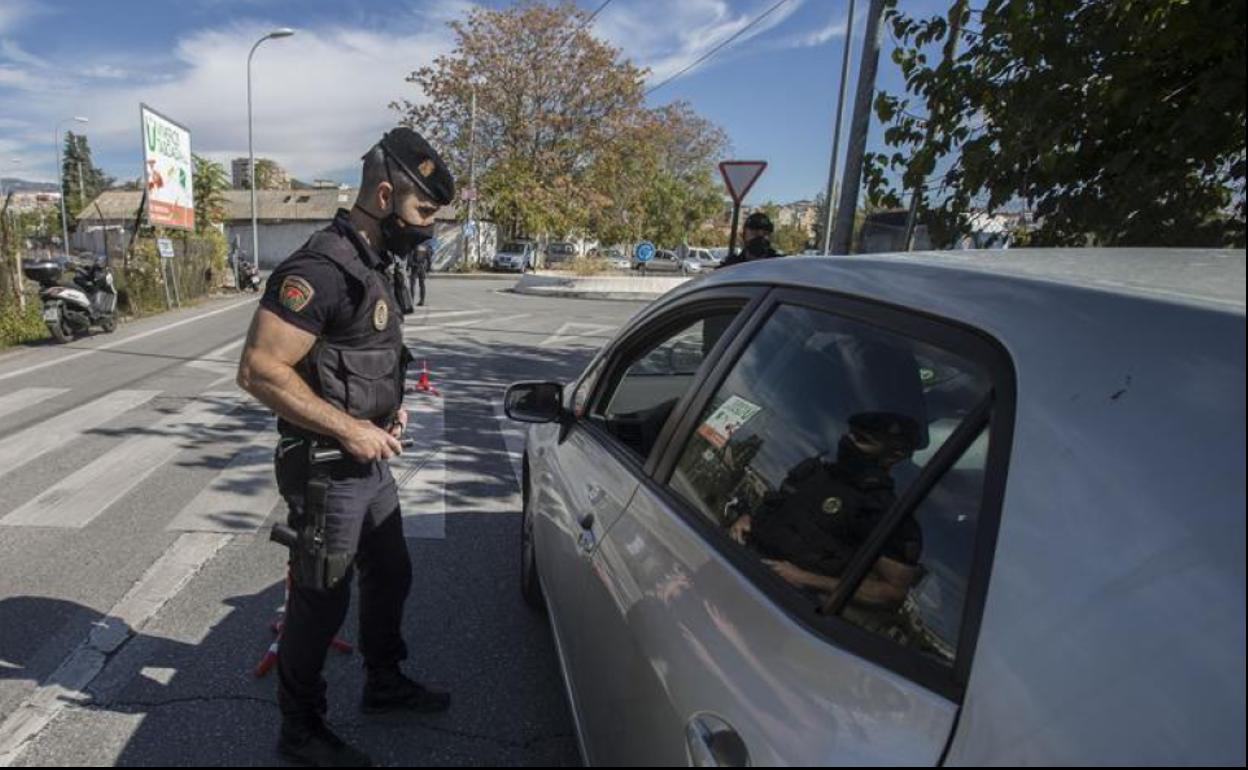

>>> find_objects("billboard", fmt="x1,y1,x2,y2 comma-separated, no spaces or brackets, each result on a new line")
140,104,194,230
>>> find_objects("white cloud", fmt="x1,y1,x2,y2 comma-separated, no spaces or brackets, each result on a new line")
594,0,807,87
81,64,130,80
0,12,455,183
0,37,45,67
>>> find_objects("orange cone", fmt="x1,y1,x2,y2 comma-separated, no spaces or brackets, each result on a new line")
253,569,354,678
406,359,442,396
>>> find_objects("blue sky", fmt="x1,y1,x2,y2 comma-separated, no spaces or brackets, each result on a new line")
0,0,944,204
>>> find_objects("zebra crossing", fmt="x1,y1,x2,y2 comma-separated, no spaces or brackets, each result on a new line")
0,379,521,540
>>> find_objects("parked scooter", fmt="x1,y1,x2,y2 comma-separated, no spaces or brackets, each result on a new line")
22,254,118,343
238,259,262,292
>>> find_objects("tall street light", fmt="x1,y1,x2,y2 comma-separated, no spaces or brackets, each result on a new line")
56,116,89,257
247,27,295,270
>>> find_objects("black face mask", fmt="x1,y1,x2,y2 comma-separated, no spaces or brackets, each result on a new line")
745,235,771,258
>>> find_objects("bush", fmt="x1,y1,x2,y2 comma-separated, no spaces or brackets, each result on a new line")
567,256,612,276
118,229,228,317
0,300,47,349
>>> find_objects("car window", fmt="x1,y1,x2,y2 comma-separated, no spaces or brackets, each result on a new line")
667,303,994,665
590,307,742,462
572,355,605,419
839,429,989,667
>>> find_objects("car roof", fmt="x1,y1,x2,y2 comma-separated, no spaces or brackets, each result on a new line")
697,248,1245,312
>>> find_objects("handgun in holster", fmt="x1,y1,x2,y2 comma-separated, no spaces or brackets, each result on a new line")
270,442,355,591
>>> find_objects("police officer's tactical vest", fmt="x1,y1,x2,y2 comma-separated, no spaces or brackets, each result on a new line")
282,230,409,439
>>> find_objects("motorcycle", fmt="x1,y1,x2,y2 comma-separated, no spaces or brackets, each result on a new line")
22,254,118,343
237,259,262,292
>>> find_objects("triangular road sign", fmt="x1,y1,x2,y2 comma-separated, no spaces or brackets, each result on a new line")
719,161,768,204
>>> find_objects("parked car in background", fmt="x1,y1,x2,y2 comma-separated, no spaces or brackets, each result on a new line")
594,246,632,271
546,242,579,268
632,248,705,274
493,241,538,273
506,248,1246,766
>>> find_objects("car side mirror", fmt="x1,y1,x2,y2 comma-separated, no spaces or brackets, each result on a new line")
505,382,564,423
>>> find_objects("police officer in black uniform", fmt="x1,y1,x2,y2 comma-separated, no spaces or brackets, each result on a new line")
718,210,783,268
409,240,432,307
237,127,453,767
728,412,924,606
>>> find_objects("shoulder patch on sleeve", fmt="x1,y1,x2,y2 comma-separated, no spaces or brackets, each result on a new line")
279,275,315,313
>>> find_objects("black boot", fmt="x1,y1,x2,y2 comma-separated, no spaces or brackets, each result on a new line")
278,718,372,767
361,667,451,714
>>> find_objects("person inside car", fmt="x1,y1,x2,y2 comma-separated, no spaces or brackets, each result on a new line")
728,412,924,607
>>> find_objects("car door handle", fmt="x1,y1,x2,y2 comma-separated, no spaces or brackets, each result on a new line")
685,713,750,768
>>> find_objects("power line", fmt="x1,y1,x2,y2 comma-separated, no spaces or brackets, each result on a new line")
645,0,794,97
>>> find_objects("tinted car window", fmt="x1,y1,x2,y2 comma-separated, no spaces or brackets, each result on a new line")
668,304,993,658
591,309,742,461
839,429,990,666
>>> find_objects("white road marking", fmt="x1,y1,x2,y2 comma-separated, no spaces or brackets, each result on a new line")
2,392,244,529
394,392,445,539
437,312,531,329
493,398,527,491
184,336,246,375
167,425,279,534
539,321,616,348
0,297,256,383
405,309,487,323
0,531,230,767
0,388,69,421
0,389,161,478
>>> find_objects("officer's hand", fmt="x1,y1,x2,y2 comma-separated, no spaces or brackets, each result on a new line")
728,514,752,545
763,559,810,589
389,406,409,439
343,419,403,463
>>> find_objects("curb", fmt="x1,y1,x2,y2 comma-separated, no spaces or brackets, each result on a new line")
509,272,691,302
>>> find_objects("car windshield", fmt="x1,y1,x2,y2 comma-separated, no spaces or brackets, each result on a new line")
500,243,527,253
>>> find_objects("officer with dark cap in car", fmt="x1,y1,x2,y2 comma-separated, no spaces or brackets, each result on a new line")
728,412,925,607
237,126,454,767
719,210,783,268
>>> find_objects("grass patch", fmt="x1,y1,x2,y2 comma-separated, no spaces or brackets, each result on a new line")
0,300,48,349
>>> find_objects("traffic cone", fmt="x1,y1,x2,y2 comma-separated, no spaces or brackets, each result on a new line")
406,359,441,397
253,569,354,678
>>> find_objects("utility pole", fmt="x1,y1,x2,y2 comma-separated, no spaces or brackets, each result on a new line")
466,83,478,266
819,0,857,254
830,0,886,255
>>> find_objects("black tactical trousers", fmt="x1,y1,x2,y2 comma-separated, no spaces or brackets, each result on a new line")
274,450,412,724
409,269,426,305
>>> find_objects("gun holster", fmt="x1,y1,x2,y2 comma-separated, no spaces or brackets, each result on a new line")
270,443,355,591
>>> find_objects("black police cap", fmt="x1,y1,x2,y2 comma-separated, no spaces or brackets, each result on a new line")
744,211,774,233
374,127,455,207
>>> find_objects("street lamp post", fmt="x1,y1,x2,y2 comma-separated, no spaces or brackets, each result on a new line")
247,27,295,271
55,116,89,257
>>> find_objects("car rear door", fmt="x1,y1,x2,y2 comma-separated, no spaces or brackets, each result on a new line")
577,288,1016,765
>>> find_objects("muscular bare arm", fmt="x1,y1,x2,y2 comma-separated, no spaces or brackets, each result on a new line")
236,307,401,462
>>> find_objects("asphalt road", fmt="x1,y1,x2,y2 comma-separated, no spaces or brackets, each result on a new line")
0,278,645,766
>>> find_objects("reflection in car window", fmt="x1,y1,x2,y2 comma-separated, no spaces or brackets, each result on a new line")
573,356,605,419
839,429,990,666
592,310,740,461
668,304,992,666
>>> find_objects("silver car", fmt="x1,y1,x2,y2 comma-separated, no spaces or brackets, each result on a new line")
506,249,1246,766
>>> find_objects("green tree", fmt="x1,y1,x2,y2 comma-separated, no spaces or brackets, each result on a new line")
61,132,115,226
865,0,1246,247
394,1,728,245
192,155,229,233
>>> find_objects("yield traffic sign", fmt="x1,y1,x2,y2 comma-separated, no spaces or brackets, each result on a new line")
718,161,767,204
